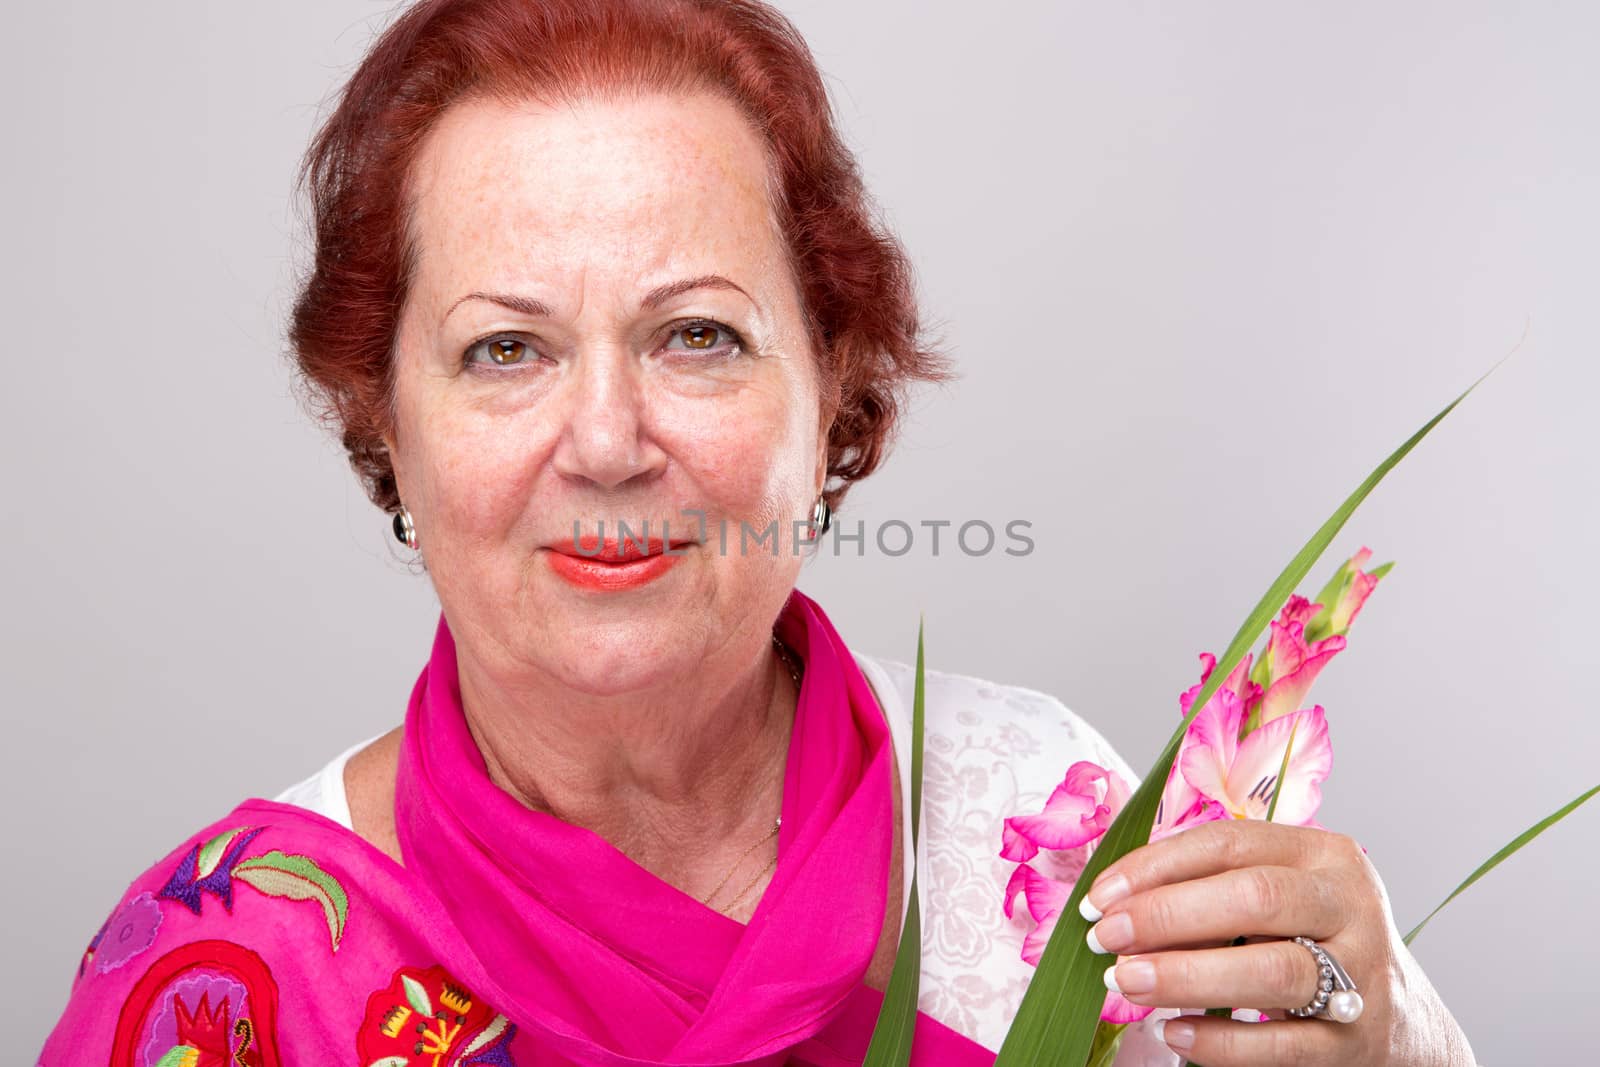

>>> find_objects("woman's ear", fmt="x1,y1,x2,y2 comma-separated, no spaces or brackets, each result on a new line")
381,427,405,502
812,421,831,500
812,384,838,495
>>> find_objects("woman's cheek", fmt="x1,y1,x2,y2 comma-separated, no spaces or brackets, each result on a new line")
659,380,811,512
676,424,787,530
425,407,548,541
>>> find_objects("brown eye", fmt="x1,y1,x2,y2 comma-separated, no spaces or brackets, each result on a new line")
487,338,527,365
680,324,720,349
663,319,747,358
464,335,536,369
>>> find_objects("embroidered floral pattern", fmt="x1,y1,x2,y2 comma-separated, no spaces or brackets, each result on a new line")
357,964,518,1067
90,892,165,976
80,916,109,981
157,827,267,915
231,850,351,952
111,939,282,1067
157,827,351,951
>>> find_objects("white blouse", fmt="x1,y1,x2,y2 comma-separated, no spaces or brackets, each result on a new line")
272,649,1184,1064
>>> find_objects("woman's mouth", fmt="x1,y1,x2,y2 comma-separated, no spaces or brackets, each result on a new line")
546,536,691,591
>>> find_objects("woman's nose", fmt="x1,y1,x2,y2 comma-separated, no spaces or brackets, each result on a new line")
548,348,665,490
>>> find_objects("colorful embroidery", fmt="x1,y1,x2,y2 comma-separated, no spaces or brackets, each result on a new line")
357,964,518,1067
81,892,166,979
232,850,350,952
97,893,165,975
157,827,267,915
156,826,352,952
111,940,282,1067
79,914,109,980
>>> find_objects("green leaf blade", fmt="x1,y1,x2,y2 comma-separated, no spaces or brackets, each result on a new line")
1264,718,1299,824
863,885,923,1064
862,617,929,1066
1404,781,1600,946
1085,1022,1127,1067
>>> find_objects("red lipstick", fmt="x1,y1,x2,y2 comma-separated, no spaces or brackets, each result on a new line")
546,535,687,591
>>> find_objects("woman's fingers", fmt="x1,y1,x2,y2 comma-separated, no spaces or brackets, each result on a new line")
1081,820,1359,920
1086,864,1349,955
1154,1013,1350,1066
1105,940,1327,1010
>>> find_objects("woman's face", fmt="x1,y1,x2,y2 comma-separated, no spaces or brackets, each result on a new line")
385,90,827,694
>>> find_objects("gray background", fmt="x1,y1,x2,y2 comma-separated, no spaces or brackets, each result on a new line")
6,1,1595,1060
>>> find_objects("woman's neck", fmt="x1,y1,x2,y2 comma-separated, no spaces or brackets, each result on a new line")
453,630,797,894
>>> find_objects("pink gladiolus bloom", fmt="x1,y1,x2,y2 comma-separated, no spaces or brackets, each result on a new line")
1002,862,1070,964
1179,691,1333,825
1257,595,1346,725
995,555,1375,1029
1180,651,1264,721
1155,653,1257,840
1151,760,1229,842
1001,760,1130,862
1319,546,1381,637
1001,779,1152,1024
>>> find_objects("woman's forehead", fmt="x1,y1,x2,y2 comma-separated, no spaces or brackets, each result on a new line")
404,91,786,304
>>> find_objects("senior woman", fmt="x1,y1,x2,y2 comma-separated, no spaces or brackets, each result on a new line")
39,1,1478,1065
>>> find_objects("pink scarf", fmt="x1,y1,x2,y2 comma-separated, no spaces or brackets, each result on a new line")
40,589,995,1066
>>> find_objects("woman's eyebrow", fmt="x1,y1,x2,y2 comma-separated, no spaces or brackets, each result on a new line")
441,274,754,326
638,274,753,311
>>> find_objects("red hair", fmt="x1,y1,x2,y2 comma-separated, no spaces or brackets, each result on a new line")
289,0,953,515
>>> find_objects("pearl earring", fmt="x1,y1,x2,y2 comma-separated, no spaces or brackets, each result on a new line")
392,505,418,550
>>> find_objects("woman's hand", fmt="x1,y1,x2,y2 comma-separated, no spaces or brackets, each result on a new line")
1083,819,1476,1066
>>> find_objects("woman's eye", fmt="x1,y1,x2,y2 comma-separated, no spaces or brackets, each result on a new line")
665,320,745,357
464,321,745,369
465,336,533,367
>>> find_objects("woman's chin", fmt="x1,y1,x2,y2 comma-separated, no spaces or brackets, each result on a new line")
545,648,697,697
527,614,710,694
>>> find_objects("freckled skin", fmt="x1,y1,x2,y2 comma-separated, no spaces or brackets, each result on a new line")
388,91,826,699
360,92,905,946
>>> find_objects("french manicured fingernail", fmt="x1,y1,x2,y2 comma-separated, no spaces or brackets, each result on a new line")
1085,911,1132,954
1104,958,1155,996
1155,1018,1195,1053
1079,873,1130,922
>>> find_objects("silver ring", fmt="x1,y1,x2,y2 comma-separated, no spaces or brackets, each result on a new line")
1287,936,1364,1023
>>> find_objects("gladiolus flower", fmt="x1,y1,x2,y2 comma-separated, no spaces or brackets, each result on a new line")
1155,653,1258,839
1002,862,1070,965
997,553,1378,1032
1001,761,1130,862
1002,792,1152,1023
1179,691,1333,825
1305,546,1386,643
1180,651,1263,721
1255,596,1347,725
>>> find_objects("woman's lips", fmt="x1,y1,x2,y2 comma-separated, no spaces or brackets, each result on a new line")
546,536,689,591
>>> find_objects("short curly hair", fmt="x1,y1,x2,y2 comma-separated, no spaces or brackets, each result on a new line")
288,0,953,517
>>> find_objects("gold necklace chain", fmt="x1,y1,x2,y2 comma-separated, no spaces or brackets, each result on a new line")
698,635,801,915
